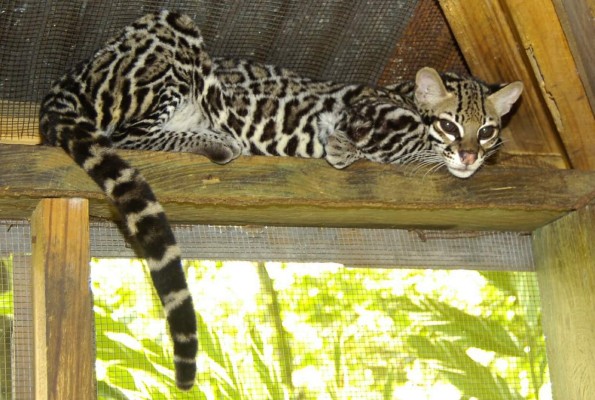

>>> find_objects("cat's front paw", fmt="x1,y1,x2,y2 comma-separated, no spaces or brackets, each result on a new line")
324,131,361,169
198,141,241,164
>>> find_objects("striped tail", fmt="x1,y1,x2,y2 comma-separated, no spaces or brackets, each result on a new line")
40,115,198,390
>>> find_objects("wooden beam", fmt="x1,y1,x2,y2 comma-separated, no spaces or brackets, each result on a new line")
533,204,595,399
500,0,595,170
550,0,595,114
438,0,570,169
2,144,594,231
31,198,94,400
440,0,595,170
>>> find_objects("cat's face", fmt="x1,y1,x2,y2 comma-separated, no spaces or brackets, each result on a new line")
414,68,523,178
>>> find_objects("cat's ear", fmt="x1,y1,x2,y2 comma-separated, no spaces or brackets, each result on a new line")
415,67,450,106
487,81,524,117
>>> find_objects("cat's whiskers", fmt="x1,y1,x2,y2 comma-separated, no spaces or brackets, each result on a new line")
485,142,506,160
403,158,444,178
397,150,441,165
420,161,446,180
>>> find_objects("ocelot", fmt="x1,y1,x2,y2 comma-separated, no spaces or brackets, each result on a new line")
39,10,523,390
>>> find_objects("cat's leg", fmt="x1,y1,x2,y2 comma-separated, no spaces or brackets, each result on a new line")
112,123,242,164
176,128,243,164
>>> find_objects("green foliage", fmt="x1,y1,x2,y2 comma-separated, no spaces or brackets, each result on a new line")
93,259,289,400
249,325,289,400
0,259,13,318
91,260,550,400
403,271,549,400
0,258,13,400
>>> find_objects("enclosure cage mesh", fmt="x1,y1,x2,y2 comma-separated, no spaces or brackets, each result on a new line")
0,1,550,398
0,0,467,142
0,220,550,399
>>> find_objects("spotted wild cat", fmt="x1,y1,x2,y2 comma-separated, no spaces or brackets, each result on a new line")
39,10,523,390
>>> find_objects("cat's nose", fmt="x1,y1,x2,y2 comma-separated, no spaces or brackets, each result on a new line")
459,150,477,165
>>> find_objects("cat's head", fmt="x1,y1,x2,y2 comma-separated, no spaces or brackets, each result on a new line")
414,67,523,178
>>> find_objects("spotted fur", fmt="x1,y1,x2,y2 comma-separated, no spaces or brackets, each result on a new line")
39,10,523,390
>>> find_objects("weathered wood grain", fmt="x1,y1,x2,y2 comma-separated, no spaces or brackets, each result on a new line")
533,205,595,400
551,0,595,114
500,0,595,170
31,199,94,400
438,0,570,169
2,144,594,231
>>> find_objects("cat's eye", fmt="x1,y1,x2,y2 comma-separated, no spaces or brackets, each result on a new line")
478,126,496,140
438,119,459,136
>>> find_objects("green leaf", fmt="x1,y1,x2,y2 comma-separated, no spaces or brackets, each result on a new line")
422,299,524,357
408,336,524,400
249,326,289,400
480,271,517,295
96,379,129,400
195,313,244,399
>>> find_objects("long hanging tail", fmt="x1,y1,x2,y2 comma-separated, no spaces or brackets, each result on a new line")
39,113,198,390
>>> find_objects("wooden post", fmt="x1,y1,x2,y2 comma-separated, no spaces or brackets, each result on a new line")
31,198,94,400
533,204,595,399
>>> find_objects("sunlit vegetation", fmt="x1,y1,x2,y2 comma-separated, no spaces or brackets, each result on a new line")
91,259,550,400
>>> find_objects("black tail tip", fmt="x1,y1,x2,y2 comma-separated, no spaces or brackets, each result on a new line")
176,364,197,391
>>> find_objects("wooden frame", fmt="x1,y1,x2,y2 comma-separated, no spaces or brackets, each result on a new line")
1,144,594,231
533,204,595,399
31,199,94,400
439,0,595,170
0,0,593,397
0,143,593,399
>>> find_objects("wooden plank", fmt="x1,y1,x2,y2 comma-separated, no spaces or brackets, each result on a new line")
31,226,47,400
500,0,595,170
551,0,595,114
438,0,570,169
1,144,594,231
533,204,595,399
89,223,536,271
31,199,94,400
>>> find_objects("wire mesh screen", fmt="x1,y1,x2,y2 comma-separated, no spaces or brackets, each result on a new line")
0,222,34,400
0,260,10,399
0,0,466,142
91,223,535,271
88,222,547,399
0,220,549,399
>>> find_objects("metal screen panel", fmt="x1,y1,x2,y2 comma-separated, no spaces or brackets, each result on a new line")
0,220,550,400
0,0,466,142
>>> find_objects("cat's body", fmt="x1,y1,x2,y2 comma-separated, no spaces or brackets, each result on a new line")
112,51,523,177
111,55,428,169
39,10,522,390
210,57,430,169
